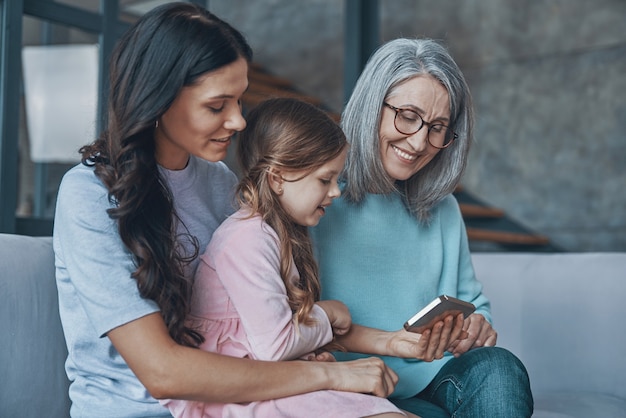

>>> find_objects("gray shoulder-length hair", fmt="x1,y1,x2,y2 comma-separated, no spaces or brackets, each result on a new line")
340,38,474,222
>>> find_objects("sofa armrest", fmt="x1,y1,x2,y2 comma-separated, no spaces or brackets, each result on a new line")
0,234,71,418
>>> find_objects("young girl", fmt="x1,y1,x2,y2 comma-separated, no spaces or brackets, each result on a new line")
162,98,416,417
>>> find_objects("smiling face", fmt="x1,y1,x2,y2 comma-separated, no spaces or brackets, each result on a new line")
273,148,347,227
379,74,451,181
154,57,249,170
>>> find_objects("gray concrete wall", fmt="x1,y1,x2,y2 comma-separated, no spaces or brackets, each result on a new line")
213,0,626,252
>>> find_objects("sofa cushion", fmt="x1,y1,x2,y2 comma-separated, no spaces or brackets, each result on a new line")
472,252,626,418
533,392,626,418
0,234,70,418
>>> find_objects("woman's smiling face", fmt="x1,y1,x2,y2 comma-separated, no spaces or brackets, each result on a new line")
154,57,249,170
379,74,451,181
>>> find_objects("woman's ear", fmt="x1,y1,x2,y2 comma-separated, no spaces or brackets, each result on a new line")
267,167,284,195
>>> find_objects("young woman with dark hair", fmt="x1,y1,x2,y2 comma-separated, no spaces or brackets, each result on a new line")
54,4,399,416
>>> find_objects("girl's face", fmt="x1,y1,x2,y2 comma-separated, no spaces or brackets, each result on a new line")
379,74,451,181
274,148,347,227
155,57,249,170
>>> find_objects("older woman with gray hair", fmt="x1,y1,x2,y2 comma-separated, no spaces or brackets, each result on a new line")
312,38,533,417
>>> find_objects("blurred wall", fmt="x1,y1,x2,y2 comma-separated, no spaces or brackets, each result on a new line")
212,0,626,252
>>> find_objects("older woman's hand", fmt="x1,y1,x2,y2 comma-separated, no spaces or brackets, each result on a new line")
447,313,498,357
386,313,467,361
331,315,467,362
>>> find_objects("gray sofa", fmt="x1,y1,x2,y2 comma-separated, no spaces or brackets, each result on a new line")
1,232,625,417
1,234,70,417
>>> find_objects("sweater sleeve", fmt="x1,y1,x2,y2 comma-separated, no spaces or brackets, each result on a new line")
439,195,492,323
210,215,333,361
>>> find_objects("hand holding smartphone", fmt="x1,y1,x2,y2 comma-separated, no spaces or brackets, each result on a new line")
404,295,475,334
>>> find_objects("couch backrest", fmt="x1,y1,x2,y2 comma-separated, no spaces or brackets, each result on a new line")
472,252,626,399
0,234,71,418
3,232,624,415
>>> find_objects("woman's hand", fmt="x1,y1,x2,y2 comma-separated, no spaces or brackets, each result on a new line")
385,313,467,361
316,300,352,336
332,314,467,361
300,351,398,397
108,312,397,401
447,313,497,357
324,357,399,398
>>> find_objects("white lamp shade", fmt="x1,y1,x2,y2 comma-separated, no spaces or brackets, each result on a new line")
22,44,98,163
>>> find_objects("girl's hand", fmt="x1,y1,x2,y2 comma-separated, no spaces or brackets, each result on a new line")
301,350,337,362
447,313,498,357
316,300,352,336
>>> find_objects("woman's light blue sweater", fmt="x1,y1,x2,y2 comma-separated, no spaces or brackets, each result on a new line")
311,192,491,398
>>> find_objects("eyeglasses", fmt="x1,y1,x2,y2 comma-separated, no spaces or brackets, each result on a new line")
383,102,457,149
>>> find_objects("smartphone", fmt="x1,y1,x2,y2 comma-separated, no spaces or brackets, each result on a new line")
404,295,475,333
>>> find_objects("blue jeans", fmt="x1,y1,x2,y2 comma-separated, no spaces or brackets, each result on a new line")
391,347,533,418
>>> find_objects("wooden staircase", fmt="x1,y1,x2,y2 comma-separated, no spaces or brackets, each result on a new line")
243,63,559,252
454,187,557,252
244,63,338,120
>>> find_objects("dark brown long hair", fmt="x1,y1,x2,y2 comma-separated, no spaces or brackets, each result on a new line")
80,2,252,346
236,98,347,325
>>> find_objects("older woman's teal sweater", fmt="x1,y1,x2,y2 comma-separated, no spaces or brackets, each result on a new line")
311,192,491,398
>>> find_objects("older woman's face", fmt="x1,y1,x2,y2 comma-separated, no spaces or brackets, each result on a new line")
379,75,450,181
